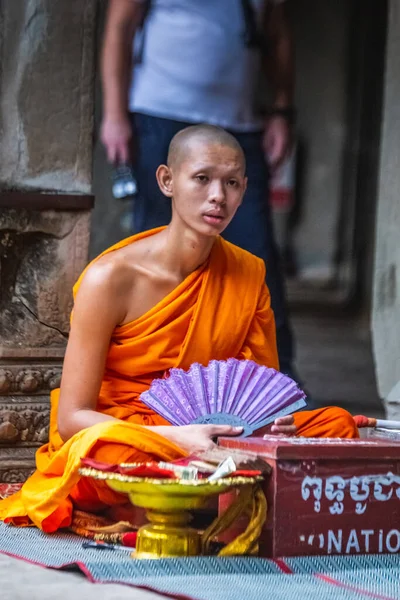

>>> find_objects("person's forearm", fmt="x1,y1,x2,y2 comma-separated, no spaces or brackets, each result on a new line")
60,410,176,443
59,409,118,442
101,3,144,119
59,410,172,443
271,31,294,108
263,5,295,109
102,27,133,119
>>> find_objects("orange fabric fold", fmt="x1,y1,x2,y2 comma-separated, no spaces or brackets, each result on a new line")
294,407,359,439
0,421,184,532
0,228,278,531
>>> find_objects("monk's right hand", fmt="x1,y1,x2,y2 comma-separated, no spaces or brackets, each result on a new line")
162,425,243,454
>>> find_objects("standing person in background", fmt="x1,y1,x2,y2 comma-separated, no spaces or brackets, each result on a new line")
101,0,303,388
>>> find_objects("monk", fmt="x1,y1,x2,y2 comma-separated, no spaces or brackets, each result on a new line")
0,125,358,532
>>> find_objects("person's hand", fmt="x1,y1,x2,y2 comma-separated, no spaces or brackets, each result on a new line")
262,115,291,171
158,424,243,454
271,414,296,436
253,415,297,438
100,115,133,165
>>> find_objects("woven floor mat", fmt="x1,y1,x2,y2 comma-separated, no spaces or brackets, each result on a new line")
1,522,400,599
0,523,400,600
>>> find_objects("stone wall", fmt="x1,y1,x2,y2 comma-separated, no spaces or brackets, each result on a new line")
372,0,400,418
0,0,97,481
0,0,96,193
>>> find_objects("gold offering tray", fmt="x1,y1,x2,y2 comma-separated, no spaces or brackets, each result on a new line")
79,466,263,559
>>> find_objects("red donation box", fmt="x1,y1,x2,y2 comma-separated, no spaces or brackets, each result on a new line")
218,435,400,557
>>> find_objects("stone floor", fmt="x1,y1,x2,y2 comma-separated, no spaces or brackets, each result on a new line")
2,310,384,598
292,310,384,417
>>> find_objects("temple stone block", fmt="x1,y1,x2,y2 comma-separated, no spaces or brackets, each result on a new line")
0,0,97,481
372,1,400,418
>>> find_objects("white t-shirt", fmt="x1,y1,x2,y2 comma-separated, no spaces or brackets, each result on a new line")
129,0,285,132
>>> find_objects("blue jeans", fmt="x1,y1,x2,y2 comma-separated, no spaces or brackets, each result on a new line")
131,113,294,372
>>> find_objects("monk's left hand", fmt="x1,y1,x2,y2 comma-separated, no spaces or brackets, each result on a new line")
270,415,297,436
252,415,297,438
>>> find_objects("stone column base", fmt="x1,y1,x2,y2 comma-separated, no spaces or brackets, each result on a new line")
0,193,93,482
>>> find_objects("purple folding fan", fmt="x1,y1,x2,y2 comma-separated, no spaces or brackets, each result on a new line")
140,359,307,436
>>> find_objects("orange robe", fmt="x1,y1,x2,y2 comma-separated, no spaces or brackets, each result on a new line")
0,229,358,531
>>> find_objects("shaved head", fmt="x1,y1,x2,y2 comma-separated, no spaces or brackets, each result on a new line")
156,124,248,235
167,124,246,172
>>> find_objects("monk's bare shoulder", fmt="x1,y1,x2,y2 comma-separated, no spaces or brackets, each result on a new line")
76,245,142,326
85,247,132,285
76,234,165,326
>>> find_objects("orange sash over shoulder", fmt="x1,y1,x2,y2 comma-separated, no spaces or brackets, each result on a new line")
0,229,278,531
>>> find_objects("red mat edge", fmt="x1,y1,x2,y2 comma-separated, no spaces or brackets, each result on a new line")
0,548,201,600
315,574,396,600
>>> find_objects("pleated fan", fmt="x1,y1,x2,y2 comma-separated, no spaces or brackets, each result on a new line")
140,359,307,436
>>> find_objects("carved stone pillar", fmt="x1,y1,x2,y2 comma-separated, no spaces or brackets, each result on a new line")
372,1,400,418
0,1,97,481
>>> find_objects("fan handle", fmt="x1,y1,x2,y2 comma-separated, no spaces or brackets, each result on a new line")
191,413,252,437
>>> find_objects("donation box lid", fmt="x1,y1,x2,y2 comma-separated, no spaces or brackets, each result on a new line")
218,435,400,461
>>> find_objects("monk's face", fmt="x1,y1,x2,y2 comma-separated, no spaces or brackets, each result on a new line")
158,141,247,236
